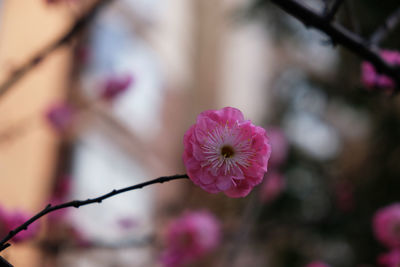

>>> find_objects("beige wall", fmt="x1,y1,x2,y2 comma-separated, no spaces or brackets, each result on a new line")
0,0,73,265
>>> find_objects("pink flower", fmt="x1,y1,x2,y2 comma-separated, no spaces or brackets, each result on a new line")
361,50,400,90
260,171,286,204
100,74,133,101
378,249,400,267
45,102,75,133
161,211,220,267
183,107,271,198
373,203,400,248
305,261,331,267
268,127,289,167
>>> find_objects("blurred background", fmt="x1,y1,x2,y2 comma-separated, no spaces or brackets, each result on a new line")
0,0,399,266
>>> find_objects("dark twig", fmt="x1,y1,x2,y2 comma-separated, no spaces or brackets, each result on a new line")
0,174,189,252
0,0,113,99
0,256,12,267
324,0,345,21
270,0,400,90
370,6,400,45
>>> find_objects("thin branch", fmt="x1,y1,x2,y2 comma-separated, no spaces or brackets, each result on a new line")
370,6,400,45
270,0,400,91
0,256,12,267
0,174,189,252
0,0,113,99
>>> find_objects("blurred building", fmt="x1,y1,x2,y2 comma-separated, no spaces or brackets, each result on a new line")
0,0,276,266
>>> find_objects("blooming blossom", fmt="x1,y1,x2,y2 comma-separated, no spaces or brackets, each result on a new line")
100,74,133,102
373,203,400,248
45,102,75,133
378,249,400,267
0,206,39,243
268,127,289,167
361,50,400,90
305,261,331,267
260,171,286,204
183,107,271,198
161,211,220,267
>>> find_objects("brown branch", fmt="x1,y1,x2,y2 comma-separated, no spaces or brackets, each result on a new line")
370,6,400,45
0,0,113,99
0,174,189,252
270,0,400,91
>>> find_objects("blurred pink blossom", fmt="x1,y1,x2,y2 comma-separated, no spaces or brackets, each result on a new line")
100,74,133,102
373,203,400,248
183,107,271,198
305,261,331,267
260,171,286,204
268,127,289,167
0,206,39,243
361,50,400,90
161,211,221,267
378,249,400,267
117,217,138,230
45,102,75,133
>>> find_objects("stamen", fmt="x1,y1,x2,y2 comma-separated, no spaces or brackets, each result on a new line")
221,145,235,158
201,123,255,175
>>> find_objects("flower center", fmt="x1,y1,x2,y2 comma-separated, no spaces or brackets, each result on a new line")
221,145,235,158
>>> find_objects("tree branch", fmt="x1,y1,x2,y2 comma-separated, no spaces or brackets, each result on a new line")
0,0,113,99
0,256,12,267
0,174,189,252
370,6,400,45
270,0,400,91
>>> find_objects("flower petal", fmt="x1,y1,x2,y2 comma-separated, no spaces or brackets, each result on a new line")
216,176,232,191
